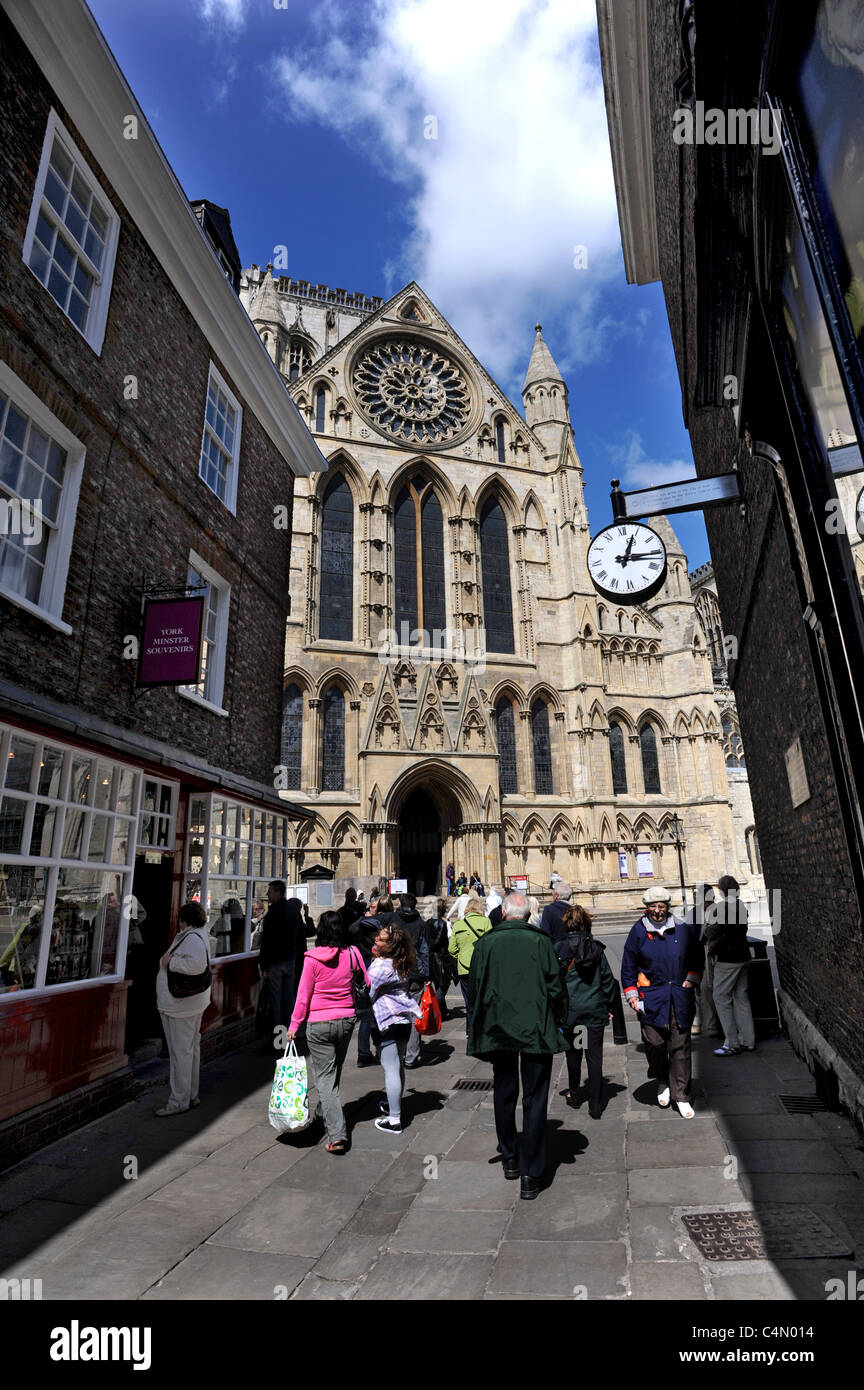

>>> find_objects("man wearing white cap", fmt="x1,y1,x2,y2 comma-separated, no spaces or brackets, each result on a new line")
620,886,704,1118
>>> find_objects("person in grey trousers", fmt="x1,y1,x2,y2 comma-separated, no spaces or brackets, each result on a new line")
685,883,721,1037
286,911,367,1154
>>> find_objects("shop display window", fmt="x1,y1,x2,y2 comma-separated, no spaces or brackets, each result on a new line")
0,723,140,996
183,793,293,957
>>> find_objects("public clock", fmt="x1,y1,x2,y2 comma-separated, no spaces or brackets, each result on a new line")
587,521,668,603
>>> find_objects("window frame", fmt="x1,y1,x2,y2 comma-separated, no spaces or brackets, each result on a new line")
0,723,141,1000
0,362,85,634
178,550,231,715
198,362,242,513
21,110,120,356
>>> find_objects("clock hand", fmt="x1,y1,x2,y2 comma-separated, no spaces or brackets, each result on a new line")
622,551,664,560
622,534,635,565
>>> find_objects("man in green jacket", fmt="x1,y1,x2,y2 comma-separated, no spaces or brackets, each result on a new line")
466,892,567,1199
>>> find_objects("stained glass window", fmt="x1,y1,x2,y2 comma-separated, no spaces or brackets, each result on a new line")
480,498,515,653
640,724,661,794
321,686,345,791
495,417,506,463
610,721,627,793
532,700,553,795
393,476,445,641
320,475,353,640
496,697,518,794
315,387,326,433
281,684,303,788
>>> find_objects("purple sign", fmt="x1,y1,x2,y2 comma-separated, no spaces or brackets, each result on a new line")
138,597,204,687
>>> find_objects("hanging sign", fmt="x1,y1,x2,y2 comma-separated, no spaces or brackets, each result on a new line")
138,597,204,687
388,878,408,894
637,850,654,877
618,851,629,879
508,875,529,892
620,473,741,519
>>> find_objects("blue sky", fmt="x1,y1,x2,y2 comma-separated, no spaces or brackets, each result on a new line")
89,0,709,567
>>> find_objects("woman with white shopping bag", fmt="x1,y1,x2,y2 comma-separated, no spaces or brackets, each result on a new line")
285,911,368,1154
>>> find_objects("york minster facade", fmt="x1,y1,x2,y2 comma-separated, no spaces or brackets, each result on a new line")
241,266,762,910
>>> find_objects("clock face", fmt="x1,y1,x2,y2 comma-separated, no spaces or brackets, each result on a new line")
587,522,668,603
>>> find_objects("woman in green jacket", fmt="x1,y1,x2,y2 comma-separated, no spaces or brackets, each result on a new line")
448,897,492,1031
555,904,619,1119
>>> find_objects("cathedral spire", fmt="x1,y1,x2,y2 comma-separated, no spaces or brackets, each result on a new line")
249,266,285,329
522,323,570,439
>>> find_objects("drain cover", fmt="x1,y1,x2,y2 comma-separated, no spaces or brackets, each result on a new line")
779,1094,829,1114
682,1207,850,1261
454,1077,493,1092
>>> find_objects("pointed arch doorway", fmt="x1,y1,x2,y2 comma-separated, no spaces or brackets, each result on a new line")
397,788,443,896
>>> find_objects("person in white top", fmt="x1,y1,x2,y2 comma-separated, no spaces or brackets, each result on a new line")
485,886,503,917
155,901,212,1116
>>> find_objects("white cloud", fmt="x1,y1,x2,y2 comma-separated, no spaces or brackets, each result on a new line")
270,0,625,388
608,430,696,491
199,0,248,30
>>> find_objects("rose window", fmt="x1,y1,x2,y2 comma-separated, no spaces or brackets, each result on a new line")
352,338,471,444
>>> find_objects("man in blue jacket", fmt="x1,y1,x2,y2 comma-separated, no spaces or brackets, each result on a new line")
621,887,703,1118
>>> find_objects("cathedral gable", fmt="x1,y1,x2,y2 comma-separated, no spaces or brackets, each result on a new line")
455,673,495,753
410,666,454,753
362,666,406,752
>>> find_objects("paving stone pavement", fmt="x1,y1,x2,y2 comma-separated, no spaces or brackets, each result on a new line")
2,938,863,1301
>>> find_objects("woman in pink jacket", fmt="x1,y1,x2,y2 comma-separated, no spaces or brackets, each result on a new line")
286,911,368,1154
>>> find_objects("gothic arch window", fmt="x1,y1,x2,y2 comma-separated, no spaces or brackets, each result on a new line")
609,721,628,794
280,684,303,788
617,611,624,632
287,337,312,382
495,417,506,464
746,826,762,875
393,474,445,640
722,713,745,768
495,696,518,794
597,605,606,631
639,723,661,793
480,496,515,653
531,699,554,795
319,474,354,641
315,386,327,433
321,685,345,791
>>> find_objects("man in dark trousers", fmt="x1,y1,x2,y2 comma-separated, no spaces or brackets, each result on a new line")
538,882,573,942
258,881,305,1037
467,891,567,1200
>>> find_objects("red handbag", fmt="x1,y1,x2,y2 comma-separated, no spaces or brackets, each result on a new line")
414,982,442,1035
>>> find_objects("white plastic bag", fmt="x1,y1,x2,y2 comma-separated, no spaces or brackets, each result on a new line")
268,1039,309,1133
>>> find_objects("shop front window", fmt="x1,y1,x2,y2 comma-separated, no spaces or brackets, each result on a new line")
183,793,293,957
0,866,49,993
0,723,139,996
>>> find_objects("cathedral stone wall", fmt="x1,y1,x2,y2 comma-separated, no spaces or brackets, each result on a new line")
244,268,756,911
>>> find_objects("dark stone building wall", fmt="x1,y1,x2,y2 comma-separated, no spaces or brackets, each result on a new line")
0,9,294,790
646,0,864,1096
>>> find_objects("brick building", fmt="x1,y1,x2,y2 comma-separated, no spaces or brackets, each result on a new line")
598,0,864,1122
0,0,324,1163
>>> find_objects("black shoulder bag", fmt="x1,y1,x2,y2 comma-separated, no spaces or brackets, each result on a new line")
167,929,212,998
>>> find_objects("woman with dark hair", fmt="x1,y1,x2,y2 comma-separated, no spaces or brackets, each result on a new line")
555,904,619,1119
155,900,212,1117
287,909,368,1154
368,922,421,1135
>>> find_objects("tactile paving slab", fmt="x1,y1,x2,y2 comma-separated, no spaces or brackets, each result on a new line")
681,1207,851,1261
